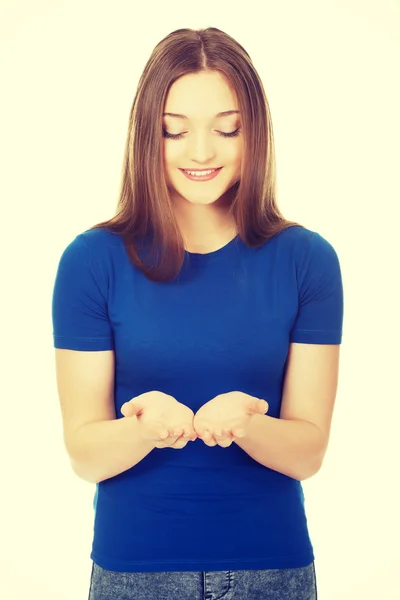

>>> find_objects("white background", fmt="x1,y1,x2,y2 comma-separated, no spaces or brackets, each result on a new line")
1,1,399,598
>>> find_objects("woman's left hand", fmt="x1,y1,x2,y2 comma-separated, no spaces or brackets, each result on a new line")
193,392,269,447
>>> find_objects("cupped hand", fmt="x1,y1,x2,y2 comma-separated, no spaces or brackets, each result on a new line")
193,391,269,447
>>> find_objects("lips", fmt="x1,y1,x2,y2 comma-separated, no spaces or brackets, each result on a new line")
180,168,221,173
179,167,223,182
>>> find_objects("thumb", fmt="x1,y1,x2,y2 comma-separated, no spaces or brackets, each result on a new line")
249,399,269,414
121,400,143,417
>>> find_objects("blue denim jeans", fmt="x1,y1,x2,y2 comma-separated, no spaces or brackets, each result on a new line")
88,561,317,599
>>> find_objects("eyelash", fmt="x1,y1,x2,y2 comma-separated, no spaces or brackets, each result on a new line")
162,128,241,140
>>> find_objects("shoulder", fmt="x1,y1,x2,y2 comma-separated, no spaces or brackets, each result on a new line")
55,228,126,291
275,224,335,249
275,225,340,264
79,227,123,252
60,227,124,266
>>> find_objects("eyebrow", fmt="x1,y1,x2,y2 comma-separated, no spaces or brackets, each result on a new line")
162,110,240,120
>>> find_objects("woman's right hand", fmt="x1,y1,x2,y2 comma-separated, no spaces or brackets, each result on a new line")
120,390,197,449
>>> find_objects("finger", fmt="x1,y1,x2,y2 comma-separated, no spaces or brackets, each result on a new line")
121,402,136,417
181,426,191,438
213,427,241,439
210,428,231,446
249,399,268,414
219,430,235,446
202,436,217,447
123,400,145,417
200,431,217,446
169,428,183,437
217,437,233,448
220,429,235,438
209,430,231,447
171,436,189,449
231,427,246,438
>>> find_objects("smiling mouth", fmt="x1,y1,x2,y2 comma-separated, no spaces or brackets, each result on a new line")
180,168,221,172
179,167,223,181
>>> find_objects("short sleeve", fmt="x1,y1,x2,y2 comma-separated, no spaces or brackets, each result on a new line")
52,234,115,351
290,231,344,344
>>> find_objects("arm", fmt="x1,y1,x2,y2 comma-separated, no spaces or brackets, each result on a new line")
69,416,156,484
54,348,156,485
234,414,324,481
235,341,341,481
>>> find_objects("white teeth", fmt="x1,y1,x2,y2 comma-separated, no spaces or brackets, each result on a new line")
184,169,216,177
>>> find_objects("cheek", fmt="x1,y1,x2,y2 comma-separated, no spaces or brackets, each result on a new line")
164,148,184,169
226,143,242,166
163,144,176,160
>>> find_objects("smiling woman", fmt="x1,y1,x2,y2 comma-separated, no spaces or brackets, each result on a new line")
52,26,343,600
87,28,303,282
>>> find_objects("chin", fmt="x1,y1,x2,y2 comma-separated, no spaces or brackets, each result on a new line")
185,196,221,205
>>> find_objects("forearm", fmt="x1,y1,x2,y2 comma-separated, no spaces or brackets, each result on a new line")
67,416,155,484
234,414,324,481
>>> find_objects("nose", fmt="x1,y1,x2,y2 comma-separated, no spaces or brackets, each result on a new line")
186,133,217,164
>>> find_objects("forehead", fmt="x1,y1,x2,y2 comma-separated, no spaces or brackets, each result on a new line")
163,72,238,120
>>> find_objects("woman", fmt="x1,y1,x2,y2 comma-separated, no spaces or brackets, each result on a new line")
52,26,343,599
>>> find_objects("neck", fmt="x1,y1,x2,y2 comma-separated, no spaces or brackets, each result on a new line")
171,190,236,244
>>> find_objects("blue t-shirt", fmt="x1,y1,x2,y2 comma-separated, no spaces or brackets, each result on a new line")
52,224,343,573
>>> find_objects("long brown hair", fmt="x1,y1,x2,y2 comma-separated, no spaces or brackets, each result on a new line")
89,27,303,282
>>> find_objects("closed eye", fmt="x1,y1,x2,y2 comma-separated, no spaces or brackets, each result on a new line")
163,128,241,140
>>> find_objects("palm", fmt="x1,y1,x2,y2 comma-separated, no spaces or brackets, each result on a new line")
193,392,268,445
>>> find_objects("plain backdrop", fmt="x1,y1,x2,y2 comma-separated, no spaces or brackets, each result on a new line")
1,1,399,599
